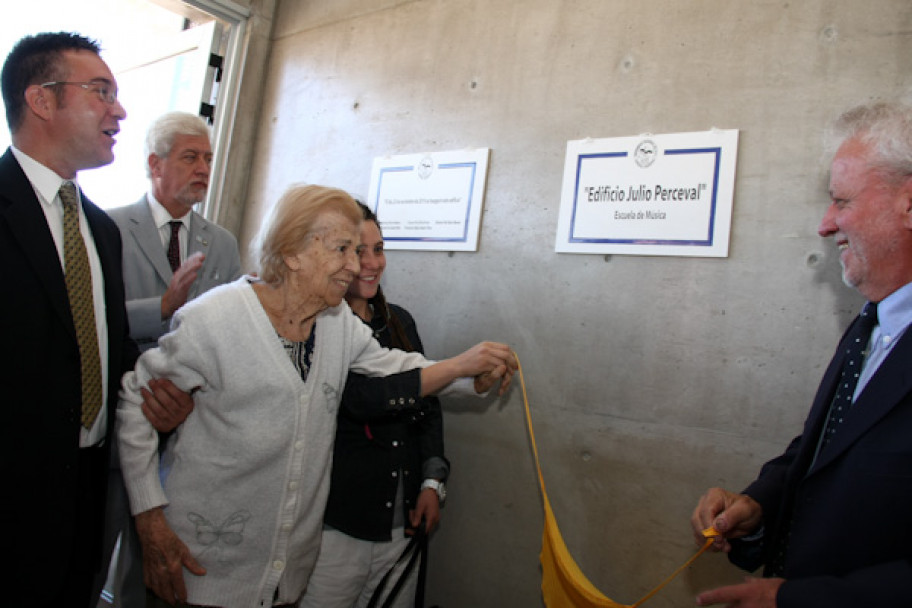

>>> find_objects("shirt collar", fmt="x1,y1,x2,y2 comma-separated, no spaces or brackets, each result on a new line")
147,190,189,231
873,281,912,340
11,145,78,206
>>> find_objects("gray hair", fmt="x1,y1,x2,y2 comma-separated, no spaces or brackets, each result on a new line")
826,101,912,186
252,184,362,286
144,111,211,177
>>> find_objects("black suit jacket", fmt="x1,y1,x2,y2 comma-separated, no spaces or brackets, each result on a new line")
0,148,138,602
734,312,912,607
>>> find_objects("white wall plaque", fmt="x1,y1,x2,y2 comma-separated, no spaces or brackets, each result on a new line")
367,149,490,251
555,129,739,257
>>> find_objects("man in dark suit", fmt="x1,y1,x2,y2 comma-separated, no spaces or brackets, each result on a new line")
692,101,912,607
0,32,188,607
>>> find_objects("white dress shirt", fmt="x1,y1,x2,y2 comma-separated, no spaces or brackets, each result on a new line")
12,146,110,447
856,281,912,400
146,191,189,267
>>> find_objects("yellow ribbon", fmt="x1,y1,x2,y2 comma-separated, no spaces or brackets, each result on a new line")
516,353,718,607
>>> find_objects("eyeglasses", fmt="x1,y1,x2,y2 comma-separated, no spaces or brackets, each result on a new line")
40,80,118,104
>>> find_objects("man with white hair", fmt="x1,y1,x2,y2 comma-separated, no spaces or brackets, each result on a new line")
692,101,912,607
109,111,241,352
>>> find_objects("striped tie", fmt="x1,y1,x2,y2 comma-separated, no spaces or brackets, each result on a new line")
59,181,103,429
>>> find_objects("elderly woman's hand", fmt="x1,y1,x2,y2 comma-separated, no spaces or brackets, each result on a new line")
419,341,517,396
135,507,206,604
455,341,517,396
452,341,515,376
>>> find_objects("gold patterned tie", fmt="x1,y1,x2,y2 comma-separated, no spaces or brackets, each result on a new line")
59,181,103,429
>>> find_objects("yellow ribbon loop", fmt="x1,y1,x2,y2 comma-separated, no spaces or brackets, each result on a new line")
516,353,717,607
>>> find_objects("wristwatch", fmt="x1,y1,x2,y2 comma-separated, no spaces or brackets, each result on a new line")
421,478,446,504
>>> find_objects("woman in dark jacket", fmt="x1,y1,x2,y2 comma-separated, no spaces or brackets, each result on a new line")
299,202,448,608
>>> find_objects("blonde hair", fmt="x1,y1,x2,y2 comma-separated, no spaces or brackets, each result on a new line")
253,184,362,285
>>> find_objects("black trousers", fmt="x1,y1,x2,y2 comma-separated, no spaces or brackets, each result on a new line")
44,445,108,608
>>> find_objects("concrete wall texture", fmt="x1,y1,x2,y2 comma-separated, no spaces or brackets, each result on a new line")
234,1,912,606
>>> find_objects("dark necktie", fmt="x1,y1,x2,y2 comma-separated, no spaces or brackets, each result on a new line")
59,182,103,429
167,220,182,272
820,301,879,449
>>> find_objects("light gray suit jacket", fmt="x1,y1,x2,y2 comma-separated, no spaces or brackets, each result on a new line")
109,195,241,350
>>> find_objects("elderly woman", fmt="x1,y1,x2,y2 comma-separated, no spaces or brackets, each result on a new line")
117,185,515,608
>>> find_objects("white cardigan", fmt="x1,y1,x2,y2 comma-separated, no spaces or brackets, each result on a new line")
117,277,436,607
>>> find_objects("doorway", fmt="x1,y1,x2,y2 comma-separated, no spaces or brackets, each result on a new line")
0,0,238,212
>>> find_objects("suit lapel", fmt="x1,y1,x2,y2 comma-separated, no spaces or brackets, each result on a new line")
187,212,211,257
186,213,212,298
0,149,74,338
83,191,118,309
84,194,113,268
127,197,173,284
83,190,124,374
808,322,912,473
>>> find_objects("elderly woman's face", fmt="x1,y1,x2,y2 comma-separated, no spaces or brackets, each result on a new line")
287,211,361,308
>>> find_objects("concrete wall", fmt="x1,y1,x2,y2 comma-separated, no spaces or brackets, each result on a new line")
233,1,912,606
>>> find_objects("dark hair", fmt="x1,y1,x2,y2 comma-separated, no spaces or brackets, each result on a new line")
355,200,415,352
1,32,101,132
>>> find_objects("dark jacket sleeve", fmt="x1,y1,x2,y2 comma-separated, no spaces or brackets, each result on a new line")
742,436,803,533
340,368,424,420
726,436,803,573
